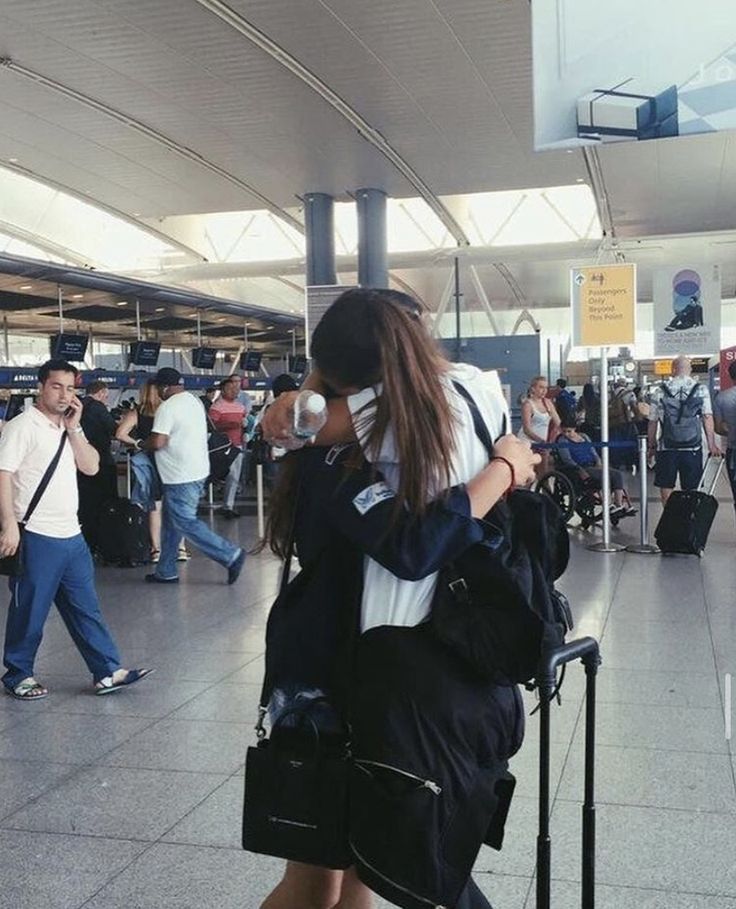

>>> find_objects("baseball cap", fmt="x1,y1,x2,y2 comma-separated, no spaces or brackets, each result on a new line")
154,367,183,387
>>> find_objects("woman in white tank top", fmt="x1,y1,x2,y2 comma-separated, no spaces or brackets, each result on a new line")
518,376,561,472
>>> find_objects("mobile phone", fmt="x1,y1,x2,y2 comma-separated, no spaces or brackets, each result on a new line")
64,406,76,418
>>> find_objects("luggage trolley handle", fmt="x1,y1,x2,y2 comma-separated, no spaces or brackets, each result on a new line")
536,637,601,909
698,454,726,497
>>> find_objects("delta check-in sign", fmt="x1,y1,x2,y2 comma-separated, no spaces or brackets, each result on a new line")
571,264,637,347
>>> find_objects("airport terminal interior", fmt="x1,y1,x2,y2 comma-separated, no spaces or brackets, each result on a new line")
0,1,735,908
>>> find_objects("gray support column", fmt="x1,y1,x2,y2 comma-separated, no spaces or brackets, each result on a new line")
356,188,388,288
304,192,336,286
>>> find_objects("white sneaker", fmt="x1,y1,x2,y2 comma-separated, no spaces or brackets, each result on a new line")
177,547,191,562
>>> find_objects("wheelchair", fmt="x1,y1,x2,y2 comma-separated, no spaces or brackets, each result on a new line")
535,456,633,530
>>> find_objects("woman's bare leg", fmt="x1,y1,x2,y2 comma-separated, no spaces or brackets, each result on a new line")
334,868,374,909
260,862,343,909
149,502,162,552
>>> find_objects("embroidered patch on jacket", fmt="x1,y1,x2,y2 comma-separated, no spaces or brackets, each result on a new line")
352,481,395,515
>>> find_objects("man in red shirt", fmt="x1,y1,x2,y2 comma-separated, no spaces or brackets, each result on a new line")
208,376,246,518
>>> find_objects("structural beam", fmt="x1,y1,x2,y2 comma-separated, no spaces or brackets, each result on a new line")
191,0,471,246
356,189,388,288
0,57,303,234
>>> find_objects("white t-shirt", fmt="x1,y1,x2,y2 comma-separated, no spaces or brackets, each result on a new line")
152,391,210,485
0,407,80,538
347,363,509,633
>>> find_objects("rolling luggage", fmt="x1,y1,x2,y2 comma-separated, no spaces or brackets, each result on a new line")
654,456,725,556
96,498,150,566
536,637,600,909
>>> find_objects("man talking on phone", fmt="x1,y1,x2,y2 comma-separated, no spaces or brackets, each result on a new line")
0,359,151,700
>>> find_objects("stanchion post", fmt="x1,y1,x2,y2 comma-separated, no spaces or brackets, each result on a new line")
256,463,265,539
589,347,624,553
626,435,659,554
126,452,132,500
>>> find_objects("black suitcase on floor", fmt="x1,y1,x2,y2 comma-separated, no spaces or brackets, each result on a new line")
97,498,150,566
536,637,600,909
654,457,724,556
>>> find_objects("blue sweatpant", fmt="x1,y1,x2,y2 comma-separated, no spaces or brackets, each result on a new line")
2,531,121,689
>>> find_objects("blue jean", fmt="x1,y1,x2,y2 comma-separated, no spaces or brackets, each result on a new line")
2,531,121,689
157,479,241,580
130,451,161,511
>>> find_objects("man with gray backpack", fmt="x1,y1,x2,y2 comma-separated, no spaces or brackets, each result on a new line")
647,356,720,505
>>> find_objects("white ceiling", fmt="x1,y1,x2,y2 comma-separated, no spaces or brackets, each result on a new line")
0,0,734,321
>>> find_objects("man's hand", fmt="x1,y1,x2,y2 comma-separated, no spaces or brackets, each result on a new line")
493,435,541,488
62,395,82,432
260,392,299,445
0,523,20,557
709,442,723,457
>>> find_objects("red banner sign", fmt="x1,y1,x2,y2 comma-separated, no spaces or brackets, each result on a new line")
720,346,736,390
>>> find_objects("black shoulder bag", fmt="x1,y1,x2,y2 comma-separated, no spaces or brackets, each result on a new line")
242,469,353,870
0,431,69,577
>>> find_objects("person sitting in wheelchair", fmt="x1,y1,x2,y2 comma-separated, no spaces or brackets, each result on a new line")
555,419,636,519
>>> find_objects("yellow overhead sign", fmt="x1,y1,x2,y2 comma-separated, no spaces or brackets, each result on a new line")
571,264,636,347
653,359,672,375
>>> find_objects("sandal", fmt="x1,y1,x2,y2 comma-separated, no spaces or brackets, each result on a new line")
8,677,49,700
177,546,191,562
95,668,154,696
150,549,160,563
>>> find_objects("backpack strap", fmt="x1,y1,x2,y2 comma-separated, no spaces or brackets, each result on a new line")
451,380,506,460
675,382,701,424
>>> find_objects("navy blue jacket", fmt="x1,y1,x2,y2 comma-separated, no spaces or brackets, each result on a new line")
263,444,487,706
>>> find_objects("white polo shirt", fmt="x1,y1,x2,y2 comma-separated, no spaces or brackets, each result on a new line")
152,391,210,485
0,407,79,538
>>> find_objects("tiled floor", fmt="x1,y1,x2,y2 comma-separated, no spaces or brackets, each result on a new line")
1,488,735,909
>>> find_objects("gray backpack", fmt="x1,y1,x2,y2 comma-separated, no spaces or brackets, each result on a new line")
660,383,702,449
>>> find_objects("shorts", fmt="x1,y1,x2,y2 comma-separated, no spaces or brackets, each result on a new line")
654,448,702,491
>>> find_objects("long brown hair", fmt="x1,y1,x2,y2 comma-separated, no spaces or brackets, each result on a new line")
139,379,161,417
265,289,458,557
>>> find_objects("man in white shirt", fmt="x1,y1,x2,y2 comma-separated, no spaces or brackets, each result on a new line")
142,368,245,584
0,359,151,700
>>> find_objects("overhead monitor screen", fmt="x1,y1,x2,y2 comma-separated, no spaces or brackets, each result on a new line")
191,347,217,369
532,0,736,149
49,333,89,362
288,354,308,374
128,341,161,366
240,351,262,371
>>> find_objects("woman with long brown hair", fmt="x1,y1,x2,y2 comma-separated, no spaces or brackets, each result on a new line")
257,289,539,909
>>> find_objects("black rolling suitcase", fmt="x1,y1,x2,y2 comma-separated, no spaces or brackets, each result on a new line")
654,456,725,556
536,637,600,909
97,498,150,566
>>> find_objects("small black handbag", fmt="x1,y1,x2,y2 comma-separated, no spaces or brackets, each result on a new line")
0,431,68,578
241,477,353,869
242,697,352,869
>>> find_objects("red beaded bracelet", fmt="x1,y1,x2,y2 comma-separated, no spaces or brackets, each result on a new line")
490,455,516,493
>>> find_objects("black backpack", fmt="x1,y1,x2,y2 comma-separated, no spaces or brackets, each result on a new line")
660,382,703,449
431,385,573,687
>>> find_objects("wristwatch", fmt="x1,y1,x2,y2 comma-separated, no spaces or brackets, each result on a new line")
71,426,84,435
